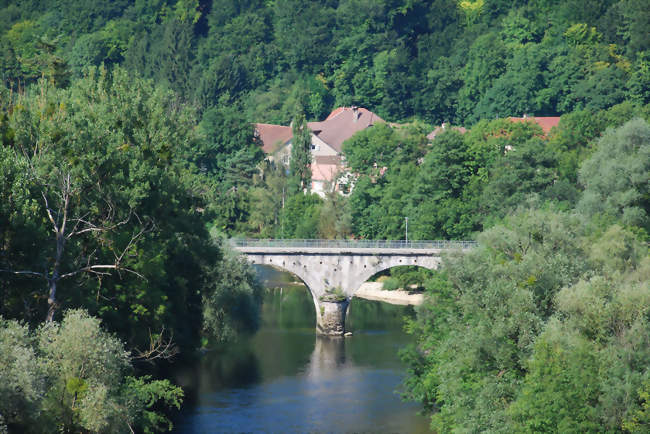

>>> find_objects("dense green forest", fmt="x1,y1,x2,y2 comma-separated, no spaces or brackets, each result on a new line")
0,0,649,432
1,0,648,238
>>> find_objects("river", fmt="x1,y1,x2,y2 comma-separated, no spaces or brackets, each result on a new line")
172,266,431,433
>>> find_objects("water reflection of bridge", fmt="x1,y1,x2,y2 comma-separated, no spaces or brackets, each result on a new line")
231,239,475,336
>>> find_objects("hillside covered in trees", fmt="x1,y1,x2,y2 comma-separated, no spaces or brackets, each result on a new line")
2,0,648,124
1,0,649,432
1,0,648,238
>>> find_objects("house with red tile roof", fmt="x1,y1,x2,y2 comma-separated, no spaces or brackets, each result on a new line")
254,107,385,196
508,116,561,135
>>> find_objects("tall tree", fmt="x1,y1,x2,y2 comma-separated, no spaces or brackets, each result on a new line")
288,110,312,194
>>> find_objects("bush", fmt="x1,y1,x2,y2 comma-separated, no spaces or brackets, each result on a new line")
0,310,183,433
381,277,400,291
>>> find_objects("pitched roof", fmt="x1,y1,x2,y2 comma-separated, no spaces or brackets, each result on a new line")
508,116,561,134
255,123,292,154
427,124,468,141
308,107,385,153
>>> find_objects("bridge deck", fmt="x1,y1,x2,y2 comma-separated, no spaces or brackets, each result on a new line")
230,239,476,254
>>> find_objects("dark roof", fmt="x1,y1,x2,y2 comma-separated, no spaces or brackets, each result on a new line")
308,107,385,153
255,123,292,154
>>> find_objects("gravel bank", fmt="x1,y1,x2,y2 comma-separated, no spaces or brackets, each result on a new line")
354,282,424,305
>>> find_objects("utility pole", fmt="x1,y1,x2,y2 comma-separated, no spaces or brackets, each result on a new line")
405,217,408,244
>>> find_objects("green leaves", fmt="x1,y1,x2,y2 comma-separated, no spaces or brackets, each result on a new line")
403,204,650,431
0,309,184,433
578,118,650,232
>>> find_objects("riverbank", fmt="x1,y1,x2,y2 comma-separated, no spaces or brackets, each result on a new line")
354,282,424,305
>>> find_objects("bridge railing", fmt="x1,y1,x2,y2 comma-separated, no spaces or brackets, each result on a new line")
229,239,477,250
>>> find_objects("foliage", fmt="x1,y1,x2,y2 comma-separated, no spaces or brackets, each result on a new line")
578,118,650,233
0,309,183,433
319,287,347,302
288,110,312,194
0,67,262,352
403,205,650,432
1,0,645,123
202,246,264,345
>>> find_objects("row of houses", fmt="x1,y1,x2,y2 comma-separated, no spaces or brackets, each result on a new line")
255,107,560,197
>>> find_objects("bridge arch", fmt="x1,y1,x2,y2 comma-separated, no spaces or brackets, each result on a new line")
250,259,324,323
347,260,440,297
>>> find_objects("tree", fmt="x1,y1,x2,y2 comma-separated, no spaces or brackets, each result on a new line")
409,130,473,239
0,167,148,323
402,209,592,431
479,137,561,221
0,67,262,353
202,248,263,344
0,309,183,433
288,111,312,194
343,123,398,174
318,190,352,239
457,32,509,122
578,118,650,232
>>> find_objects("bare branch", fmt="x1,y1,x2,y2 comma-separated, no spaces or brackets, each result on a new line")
131,327,179,363
41,192,59,233
59,173,71,236
0,269,46,278
116,223,150,264
67,209,134,239
58,264,145,280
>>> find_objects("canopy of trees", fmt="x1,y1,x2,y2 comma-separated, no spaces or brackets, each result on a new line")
1,0,648,125
401,119,650,432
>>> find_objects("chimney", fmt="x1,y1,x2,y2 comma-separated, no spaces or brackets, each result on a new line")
352,106,359,122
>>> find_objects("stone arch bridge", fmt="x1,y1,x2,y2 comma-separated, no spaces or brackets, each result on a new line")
230,239,476,335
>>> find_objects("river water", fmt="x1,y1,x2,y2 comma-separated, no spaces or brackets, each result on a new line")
173,266,431,433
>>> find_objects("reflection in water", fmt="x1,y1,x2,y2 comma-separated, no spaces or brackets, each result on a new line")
306,337,346,379
173,267,431,433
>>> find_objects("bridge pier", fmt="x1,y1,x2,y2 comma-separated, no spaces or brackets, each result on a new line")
316,298,349,336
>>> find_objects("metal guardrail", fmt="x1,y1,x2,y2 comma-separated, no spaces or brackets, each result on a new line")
229,239,477,250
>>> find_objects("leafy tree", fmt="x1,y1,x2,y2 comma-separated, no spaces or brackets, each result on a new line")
288,111,312,194
318,190,352,239
578,118,650,232
409,130,474,239
457,32,509,121
509,324,603,432
0,309,183,433
414,56,463,125
202,248,263,344
473,43,549,119
277,193,322,238
272,0,334,71
0,67,261,352
403,209,592,431
197,101,264,188
343,123,400,175
479,137,562,221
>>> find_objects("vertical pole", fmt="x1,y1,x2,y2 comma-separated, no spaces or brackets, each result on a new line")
405,217,408,245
